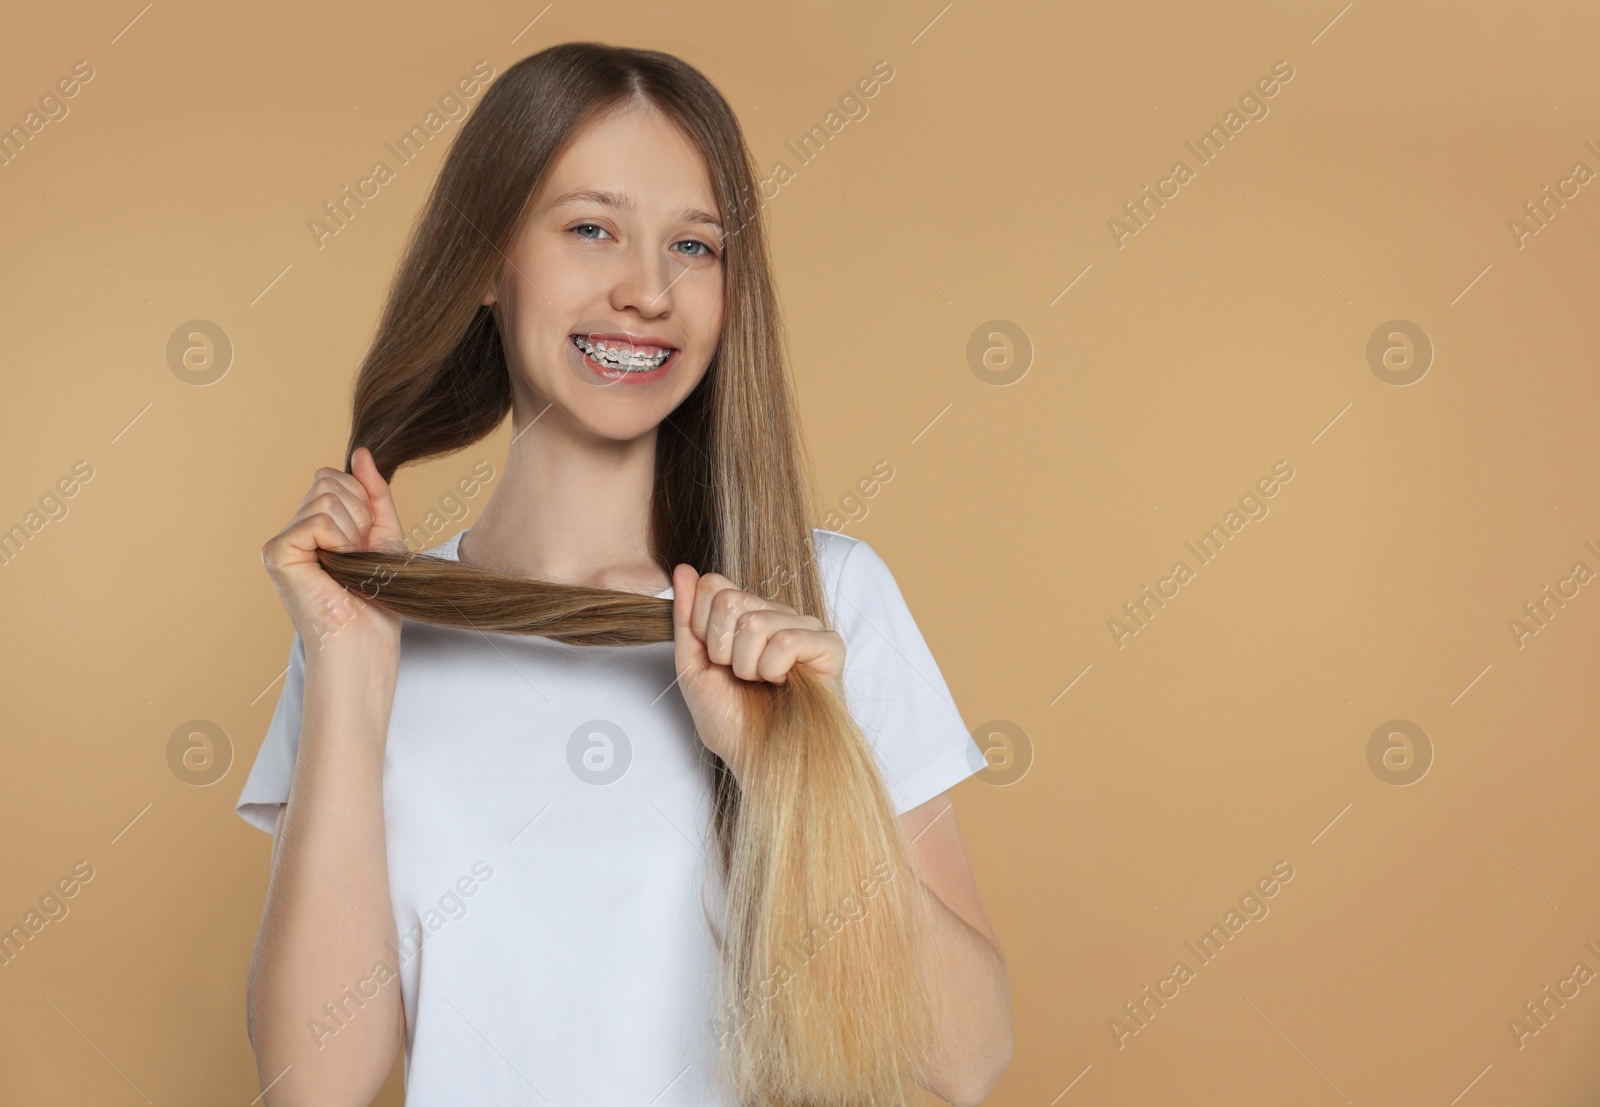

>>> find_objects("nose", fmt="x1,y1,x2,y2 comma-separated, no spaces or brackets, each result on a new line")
608,242,682,320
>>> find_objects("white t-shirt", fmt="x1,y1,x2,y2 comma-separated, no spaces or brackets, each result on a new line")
236,525,984,1105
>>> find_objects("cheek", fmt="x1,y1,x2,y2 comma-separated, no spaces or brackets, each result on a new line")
687,274,725,353
502,248,588,359
521,248,579,310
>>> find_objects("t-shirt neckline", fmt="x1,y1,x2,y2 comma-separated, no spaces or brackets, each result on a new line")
431,527,674,600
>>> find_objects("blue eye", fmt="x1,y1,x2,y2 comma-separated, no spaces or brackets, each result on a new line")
569,223,718,258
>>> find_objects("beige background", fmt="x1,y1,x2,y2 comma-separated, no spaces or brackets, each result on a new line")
1,0,1597,1103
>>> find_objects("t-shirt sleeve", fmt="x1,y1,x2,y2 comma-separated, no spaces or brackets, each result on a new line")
827,537,985,816
235,632,306,836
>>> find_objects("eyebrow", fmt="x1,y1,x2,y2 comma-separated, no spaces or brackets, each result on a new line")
547,187,724,232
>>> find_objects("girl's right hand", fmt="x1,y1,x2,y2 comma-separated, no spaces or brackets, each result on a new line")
260,446,410,662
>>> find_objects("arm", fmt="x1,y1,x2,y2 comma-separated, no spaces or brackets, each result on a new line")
248,450,412,1104
244,647,405,1106
902,789,1013,1107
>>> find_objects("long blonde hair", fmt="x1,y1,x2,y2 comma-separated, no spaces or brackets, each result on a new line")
314,42,939,1107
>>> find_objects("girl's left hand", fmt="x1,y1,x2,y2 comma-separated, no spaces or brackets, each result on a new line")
670,563,846,785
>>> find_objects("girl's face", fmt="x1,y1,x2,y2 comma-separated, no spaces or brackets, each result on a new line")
483,104,726,442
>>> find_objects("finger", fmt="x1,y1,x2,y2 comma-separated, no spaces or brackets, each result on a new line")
755,627,844,686
304,469,372,537
350,446,408,552
671,563,712,682
264,509,360,575
297,493,363,552
702,581,770,667
728,611,823,680
711,590,815,669
301,463,365,508
671,563,702,645
690,572,738,653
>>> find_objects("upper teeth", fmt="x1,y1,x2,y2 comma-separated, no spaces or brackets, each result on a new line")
572,335,672,370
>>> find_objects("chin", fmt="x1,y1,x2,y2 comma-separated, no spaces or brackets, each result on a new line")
576,407,671,444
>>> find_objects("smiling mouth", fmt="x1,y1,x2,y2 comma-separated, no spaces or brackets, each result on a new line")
569,334,677,372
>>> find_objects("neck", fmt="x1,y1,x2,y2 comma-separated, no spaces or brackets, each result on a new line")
460,397,667,595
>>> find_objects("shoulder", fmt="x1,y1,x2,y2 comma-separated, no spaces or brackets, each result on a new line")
808,526,888,618
807,526,921,638
809,526,859,593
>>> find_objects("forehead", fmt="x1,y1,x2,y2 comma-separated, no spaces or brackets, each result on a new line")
537,105,719,221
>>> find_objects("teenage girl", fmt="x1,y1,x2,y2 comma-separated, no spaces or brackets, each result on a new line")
240,41,1011,1107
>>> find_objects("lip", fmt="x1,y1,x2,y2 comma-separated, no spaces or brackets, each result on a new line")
572,331,678,352
568,333,680,386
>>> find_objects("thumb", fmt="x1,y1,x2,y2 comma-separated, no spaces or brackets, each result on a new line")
350,446,407,553
671,563,707,672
